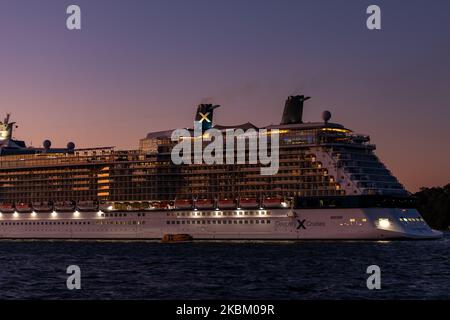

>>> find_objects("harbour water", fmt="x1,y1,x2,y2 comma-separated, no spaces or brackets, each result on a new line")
1,232,450,299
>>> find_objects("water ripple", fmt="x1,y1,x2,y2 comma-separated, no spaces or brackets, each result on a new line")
1,234,450,299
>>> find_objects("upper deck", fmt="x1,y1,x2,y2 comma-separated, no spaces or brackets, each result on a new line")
0,95,406,203
0,147,116,169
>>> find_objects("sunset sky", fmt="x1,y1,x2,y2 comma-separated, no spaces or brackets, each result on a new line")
0,0,449,192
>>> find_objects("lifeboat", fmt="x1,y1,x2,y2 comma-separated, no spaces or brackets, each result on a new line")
15,203,32,213
239,198,259,209
99,202,114,212
113,202,131,211
0,203,14,213
174,199,193,209
262,197,285,208
195,199,215,210
32,201,53,212
134,202,150,210
54,201,75,212
217,199,236,209
161,234,193,243
113,202,150,211
76,200,99,212
151,201,170,209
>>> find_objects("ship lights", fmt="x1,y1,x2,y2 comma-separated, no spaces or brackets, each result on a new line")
0,213,2,218
74,211,80,217
51,211,57,218
31,212,37,218
378,218,391,229
13,212,19,218
320,128,350,133
97,211,102,217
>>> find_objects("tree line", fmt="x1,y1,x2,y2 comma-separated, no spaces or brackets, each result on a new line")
415,183,450,230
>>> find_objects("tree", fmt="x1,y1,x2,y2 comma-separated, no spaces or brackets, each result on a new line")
414,183,450,230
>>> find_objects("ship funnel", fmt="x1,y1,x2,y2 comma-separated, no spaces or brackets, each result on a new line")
194,104,220,131
0,114,15,142
280,95,310,125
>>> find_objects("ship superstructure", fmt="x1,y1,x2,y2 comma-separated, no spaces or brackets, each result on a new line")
0,95,441,239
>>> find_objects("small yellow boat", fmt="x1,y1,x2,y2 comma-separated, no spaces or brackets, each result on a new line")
161,234,193,243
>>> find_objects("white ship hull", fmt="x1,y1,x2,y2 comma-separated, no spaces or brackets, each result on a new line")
0,208,442,240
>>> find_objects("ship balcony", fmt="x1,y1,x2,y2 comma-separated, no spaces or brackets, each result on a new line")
318,131,372,145
338,160,386,170
332,153,379,162
360,188,408,196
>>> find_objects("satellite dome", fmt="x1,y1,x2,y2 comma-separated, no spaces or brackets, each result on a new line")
43,139,51,149
67,142,75,150
322,110,332,123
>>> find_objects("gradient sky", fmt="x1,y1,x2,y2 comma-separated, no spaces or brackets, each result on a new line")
0,0,449,192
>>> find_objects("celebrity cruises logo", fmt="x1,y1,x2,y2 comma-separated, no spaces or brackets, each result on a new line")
171,122,279,175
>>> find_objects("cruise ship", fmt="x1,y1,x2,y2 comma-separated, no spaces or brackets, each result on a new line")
0,96,442,240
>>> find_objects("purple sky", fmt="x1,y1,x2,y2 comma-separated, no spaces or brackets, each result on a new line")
0,0,449,192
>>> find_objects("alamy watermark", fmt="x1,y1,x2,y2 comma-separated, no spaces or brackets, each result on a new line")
66,5,81,30
64,4,382,32
66,265,81,290
171,122,280,175
366,265,381,290
366,5,381,30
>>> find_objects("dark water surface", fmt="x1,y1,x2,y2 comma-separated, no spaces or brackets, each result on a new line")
1,232,450,299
